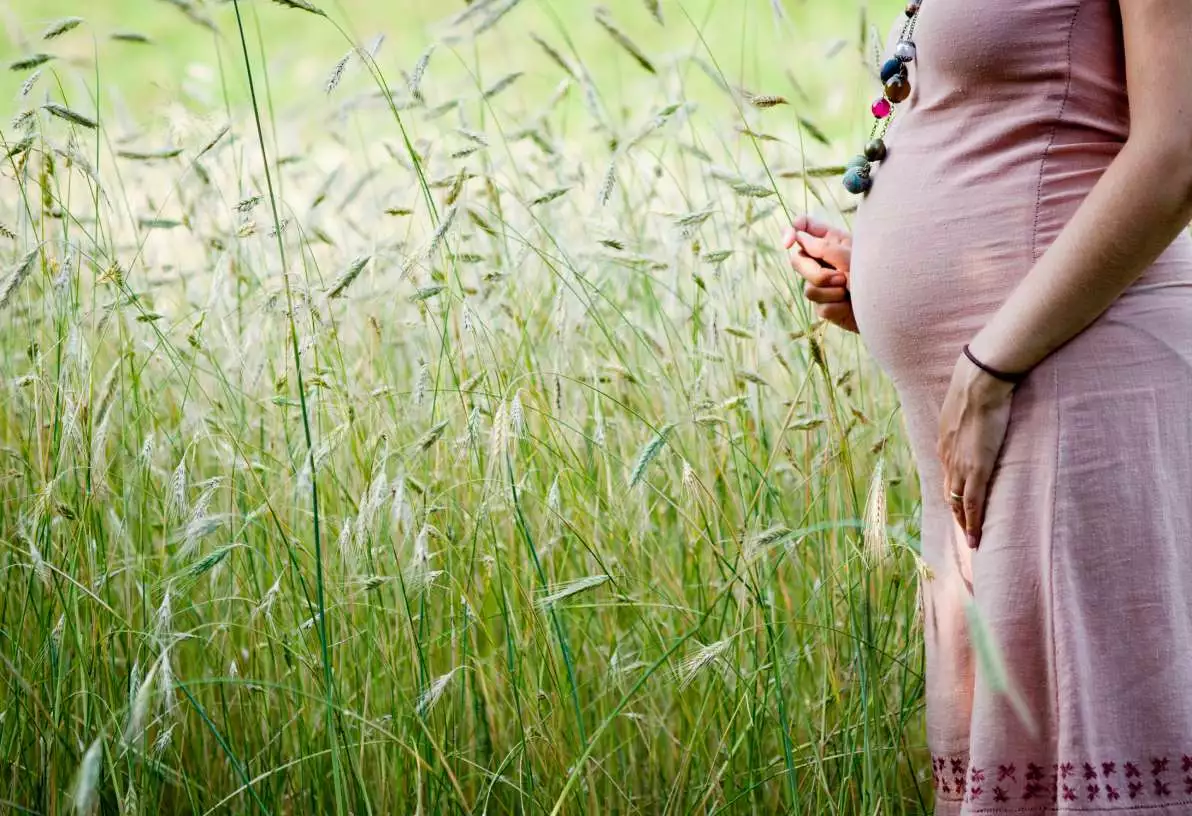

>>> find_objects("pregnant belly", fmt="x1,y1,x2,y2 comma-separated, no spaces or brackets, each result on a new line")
848,169,1039,387
850,197,1192,390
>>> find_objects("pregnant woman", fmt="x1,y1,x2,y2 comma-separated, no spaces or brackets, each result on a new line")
786,1,1192,813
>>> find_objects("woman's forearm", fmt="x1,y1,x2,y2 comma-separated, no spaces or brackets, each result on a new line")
967,136,1192,375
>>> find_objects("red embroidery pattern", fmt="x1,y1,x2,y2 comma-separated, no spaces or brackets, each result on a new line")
932,754,1192,807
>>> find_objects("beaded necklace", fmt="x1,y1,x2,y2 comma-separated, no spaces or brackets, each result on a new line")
843,0,923,195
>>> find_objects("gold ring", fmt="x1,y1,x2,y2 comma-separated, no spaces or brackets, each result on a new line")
948,491,964,504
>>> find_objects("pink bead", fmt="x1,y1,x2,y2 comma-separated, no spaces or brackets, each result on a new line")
871,98,892,119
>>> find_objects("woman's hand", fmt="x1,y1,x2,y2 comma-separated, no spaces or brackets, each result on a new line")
782,216,858,333
937,353,1016,549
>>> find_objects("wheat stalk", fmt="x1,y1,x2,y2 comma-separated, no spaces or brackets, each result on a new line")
863,458,890,563
538,575,611,608
628,423,674,487
72,737,103,814
416,668,461,716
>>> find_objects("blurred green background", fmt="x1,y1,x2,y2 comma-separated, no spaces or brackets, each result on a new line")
3,0,899,136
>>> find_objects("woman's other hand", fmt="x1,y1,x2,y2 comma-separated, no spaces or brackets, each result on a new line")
783,216,858,333
937,354,1015,550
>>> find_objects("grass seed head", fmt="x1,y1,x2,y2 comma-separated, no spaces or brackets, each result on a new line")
28,542,50,586
863,458,890,563
416,419,450,451
594,8,657,75
509,391,526,437
408,44,435,96
538,575,610,608
628,423,674,487
187,542,235,577
676,639,731,690
474,0,525,36
0,247,39,311
271,0,327,16
325,51,351,95
123,661,159,746
19,70,41,97
43,102,97,129
530,33,576,79
531,187,571,207
598,160,617,207
111,31,152,44
10,54,53,72
72,737,103,815
416,668,460,716
42,17,84,40
327,255,371,299
483,71,523,100
742,90,789,108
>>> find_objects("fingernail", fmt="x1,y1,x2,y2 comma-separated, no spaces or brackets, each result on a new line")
781,227,796,248
966,533,979,550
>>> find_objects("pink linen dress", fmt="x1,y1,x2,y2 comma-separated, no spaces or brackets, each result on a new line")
848,1,1192,813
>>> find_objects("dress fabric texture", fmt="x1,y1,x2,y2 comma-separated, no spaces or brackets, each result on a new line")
849,1,1192,813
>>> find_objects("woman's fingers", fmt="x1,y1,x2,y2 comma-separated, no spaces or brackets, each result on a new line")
946,476,967,533
785,217,855,333
816,303,858,332
794,231,851,271
791,214,831,236
944,467,988,549
962,474,989,549
804,282,849,304
783,216,833,247
790,251,847,287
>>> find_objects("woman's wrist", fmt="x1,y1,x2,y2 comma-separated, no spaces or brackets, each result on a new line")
966,330,1036,378
956,347,1019,404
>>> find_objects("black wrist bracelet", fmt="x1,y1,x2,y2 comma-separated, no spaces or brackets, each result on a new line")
963,344,1028,384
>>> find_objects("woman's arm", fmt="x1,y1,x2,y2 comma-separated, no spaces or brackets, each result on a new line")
966,0,1192,375
939,0,1192,547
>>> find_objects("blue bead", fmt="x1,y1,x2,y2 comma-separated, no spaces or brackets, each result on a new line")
842,168,872,195
880,58,904,83
846,155,871,171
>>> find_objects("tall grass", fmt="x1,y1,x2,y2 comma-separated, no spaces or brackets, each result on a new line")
0,1,930,813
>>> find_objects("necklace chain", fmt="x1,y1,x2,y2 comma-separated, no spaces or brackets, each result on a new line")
843,0,923,195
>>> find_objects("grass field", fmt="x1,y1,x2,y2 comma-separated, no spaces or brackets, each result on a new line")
0,1,932,814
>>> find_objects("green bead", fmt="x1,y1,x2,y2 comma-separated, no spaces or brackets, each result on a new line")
864,138,887,162
842,168,872,195
847,155,871,171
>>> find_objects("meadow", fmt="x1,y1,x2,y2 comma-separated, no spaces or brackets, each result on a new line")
0,0,933,813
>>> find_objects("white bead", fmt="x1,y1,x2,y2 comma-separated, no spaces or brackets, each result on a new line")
894,40,917,62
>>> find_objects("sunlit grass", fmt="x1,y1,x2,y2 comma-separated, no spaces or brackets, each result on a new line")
0,0,928,813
